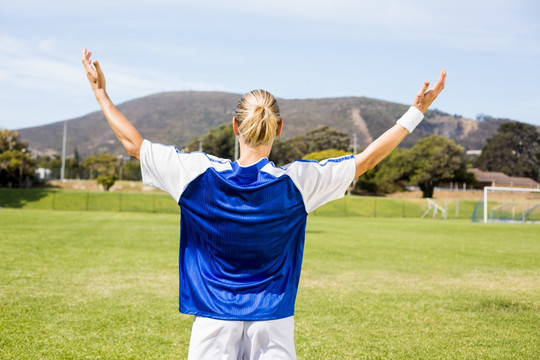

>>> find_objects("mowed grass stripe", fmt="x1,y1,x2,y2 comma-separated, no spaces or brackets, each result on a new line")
1,209,538,359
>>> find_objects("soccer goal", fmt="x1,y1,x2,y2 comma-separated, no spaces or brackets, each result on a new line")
474,186,540,223
421,198,448,219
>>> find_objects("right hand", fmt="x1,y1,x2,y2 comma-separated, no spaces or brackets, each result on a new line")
82,47,106,94
413,69,446,113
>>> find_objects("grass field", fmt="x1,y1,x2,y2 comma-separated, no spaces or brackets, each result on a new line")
0,188,484,220
3,184,540,222
1,209,539,359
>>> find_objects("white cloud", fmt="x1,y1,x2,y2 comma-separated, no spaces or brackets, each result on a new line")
218,0,539,54
0,37,86,92
3,0,538,55
105,63,232,98
0,34,229,99
1,1,539,128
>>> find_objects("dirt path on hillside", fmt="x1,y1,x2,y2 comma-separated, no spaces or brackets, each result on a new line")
351,107,373,147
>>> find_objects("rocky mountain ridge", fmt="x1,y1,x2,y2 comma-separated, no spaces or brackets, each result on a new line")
18,91,511,157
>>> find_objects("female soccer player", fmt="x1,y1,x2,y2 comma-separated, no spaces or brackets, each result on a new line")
82,47,445,360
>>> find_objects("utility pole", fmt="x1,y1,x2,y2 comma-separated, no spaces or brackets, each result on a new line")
60,121,67,182
349,133,358,195
234,136,239,161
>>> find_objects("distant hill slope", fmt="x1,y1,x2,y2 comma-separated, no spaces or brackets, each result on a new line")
18,91,510,157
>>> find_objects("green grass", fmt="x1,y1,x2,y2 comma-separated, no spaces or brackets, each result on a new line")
0,188,179,214
311,196,481,219
1,209,539,359
299,217,539,359
1,188,482,219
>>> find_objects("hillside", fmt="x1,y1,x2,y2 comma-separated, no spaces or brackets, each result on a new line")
18,91,510,157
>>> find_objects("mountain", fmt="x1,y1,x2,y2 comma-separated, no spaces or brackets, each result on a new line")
18,91,511,157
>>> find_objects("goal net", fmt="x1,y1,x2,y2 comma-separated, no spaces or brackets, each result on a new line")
472,186,540,223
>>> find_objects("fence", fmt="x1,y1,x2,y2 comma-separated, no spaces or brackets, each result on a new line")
0,189,179,214
0,188,482,219
310,195,478,219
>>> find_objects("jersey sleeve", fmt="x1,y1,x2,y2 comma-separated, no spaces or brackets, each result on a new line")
285,156,356,213
140,139,230,202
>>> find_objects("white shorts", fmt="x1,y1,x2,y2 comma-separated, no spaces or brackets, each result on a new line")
187,316,296,360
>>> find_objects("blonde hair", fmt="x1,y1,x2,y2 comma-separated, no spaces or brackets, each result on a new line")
235,89,281,146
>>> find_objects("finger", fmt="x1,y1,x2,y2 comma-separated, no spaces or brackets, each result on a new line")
93,61,105,78
417,81,430,97
82,56,91,70
432,69,446,93
438,68,446,81
82,47,90,64
82,58,93,72
81,48,93,69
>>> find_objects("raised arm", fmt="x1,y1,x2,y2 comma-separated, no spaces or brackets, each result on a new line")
354,69,446,178
82,47,143,160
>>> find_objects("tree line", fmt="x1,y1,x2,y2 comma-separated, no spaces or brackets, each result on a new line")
363,121,539,197
185,121,540,198
36,152,141,190
1,120,538,196
0,129,140,191
185,124,474,198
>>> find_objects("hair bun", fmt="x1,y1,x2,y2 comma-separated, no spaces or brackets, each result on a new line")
254,105,266,116
235,90,280,146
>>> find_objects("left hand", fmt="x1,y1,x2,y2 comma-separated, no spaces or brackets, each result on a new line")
413,69,446,113
82,47,106,94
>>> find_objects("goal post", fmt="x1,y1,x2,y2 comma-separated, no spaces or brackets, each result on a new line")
483,186,540,223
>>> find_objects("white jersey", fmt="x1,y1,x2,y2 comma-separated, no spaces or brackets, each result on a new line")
140,139,356,320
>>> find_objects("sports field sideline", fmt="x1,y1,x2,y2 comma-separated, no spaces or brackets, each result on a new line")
0,187,482,219
1,209,539,359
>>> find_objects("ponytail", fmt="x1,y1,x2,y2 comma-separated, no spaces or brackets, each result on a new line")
235,90,280,146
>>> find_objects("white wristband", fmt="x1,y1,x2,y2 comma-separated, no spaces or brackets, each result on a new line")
396,106,424,133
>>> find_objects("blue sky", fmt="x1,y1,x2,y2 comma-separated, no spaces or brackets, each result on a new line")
1,0,539,130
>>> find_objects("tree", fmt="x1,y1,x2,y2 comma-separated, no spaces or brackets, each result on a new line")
84,153,119,190
270,127,350,165
407,135,470,198
304,126,350,153
84,154,118,178
186,123,351,166
36,154,68,179
302,149,352,162
121,160,142,181
270,136,309,165
355,148,410,195
186,124,235,159
0,129,30,154
71,147,82,179
0,150,36,188
97,175,117,191
0,129,36,188
476,122,540,181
